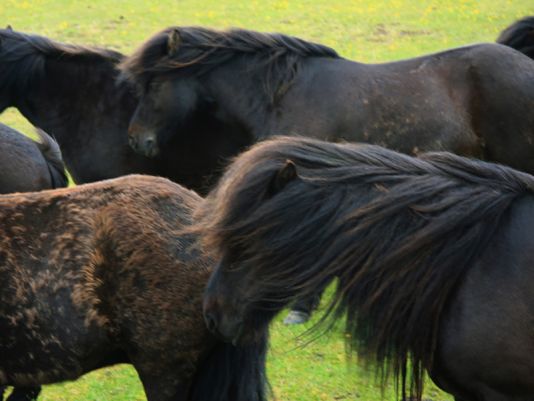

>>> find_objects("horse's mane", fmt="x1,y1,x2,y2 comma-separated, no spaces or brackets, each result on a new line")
120,26,340,104
197,136,534,400
0,28,124,97
497,16,534,59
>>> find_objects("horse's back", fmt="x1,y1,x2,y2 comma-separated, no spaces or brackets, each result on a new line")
285,43,534,173
0,123,54,193
436,195,534,399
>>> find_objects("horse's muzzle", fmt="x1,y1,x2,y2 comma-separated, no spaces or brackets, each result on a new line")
203,305,244,345
128,127,160,158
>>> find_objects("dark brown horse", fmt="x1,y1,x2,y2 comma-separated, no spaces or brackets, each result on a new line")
0,123,67,193
0,28,247,193
497,16,534,59
0,122,67,401
197,136,534,401
0,175,267,401
121,26,534,177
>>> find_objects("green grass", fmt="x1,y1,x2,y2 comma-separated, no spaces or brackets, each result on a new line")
0,1,532,400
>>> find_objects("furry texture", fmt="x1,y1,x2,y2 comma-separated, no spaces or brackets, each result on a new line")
0,175,267,401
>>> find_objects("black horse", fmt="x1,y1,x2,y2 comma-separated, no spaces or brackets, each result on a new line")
0,28,249,193
122,26,534,178
198,136,534,401
497,16,534,59
0,27,148,184
0,175,267,401
0,123,67,193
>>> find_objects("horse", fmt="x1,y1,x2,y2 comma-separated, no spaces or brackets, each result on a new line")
0,175,267,401
121,26,534,178
0,27,248,193
196,136,534,401
497,16,534,59
0,123,67,193
0,122,67,401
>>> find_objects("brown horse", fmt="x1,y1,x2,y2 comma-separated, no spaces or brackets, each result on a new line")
0,175,267,401
198,136,534,401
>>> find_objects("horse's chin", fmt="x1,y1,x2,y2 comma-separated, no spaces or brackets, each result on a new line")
144,146,160,158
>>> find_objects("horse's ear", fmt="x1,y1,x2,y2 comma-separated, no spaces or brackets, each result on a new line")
6,25,13,31
167,29,180,56
268,160,298,196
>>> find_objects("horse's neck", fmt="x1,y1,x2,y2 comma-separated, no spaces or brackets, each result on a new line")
16,58,134,144
217,56,361,139
277,57,364,138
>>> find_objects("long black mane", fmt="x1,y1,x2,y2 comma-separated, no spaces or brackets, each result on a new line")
198,136,534,399
497,16,534,59
120,26,340,103
0,28,124,100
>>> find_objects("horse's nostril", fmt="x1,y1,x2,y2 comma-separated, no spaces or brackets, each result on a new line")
144,137,155,149
204,311,218,333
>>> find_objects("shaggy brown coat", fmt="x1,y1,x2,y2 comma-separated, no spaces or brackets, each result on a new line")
0,175,266,401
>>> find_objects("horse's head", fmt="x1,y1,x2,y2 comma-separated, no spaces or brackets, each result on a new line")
202,160,301,344
123,29,216,158
127,76,204,158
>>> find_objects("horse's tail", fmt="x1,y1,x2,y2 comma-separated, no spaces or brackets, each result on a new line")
34,128,69,188
497,16,534,59
188,333,269,401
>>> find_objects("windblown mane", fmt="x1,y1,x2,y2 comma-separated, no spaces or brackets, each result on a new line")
120,26,340,103
197,136,534,400
0,28,124,97
497,16,534,59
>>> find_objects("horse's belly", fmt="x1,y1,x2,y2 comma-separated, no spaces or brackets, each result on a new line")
0,280,109,386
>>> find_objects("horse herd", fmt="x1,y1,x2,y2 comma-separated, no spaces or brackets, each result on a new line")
0,15,534,401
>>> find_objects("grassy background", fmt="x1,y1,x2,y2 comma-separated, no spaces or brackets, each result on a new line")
0,1,532,400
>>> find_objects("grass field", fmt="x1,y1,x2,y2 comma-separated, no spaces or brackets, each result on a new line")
0,1,532,400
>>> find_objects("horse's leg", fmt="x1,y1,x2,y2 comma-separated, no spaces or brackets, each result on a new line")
138,371,189,401
284,289,324,325
6,387,41,401
0,386,5,400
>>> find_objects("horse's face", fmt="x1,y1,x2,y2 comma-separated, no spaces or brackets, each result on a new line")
203,254,282,345
127,76,200,158
203,161,299,344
